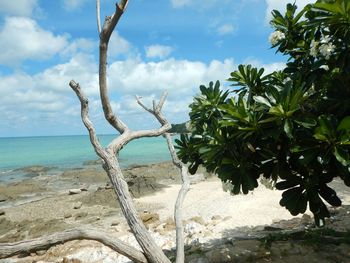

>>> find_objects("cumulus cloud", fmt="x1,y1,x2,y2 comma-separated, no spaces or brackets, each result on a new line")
243,57,285,74
217,23,235,36
62,38,96,57
108,58,235,96
265,0,315,23
0,0,38,16
0,17,68,67
145,45,174,59
108,33,132,58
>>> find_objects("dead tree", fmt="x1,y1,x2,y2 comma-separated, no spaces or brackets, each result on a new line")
0,1,191,262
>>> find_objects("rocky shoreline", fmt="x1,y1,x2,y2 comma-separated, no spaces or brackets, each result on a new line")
0,161,350,262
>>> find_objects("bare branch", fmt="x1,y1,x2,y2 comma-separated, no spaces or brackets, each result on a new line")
0,227,147,263
69,80,107,160
99,0,130,134
106,94,171,154
164,133,190,263
96,0,102,35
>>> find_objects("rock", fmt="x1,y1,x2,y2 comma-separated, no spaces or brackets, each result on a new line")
0,194,7,202
74,212,88,219
211,215,222,221
62,257,82,263
69,189,82,195
73,202,82,209
111,220,120,226
64,213,72,219
0,210,5,216
140,212,160,225
191,216,206,225
36,250,47,256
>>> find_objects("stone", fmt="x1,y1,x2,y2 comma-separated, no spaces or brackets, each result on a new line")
0,194,7,202
64,213,72,218
0,210,5,216
73,202,82,209
75,212,88,219
191,216,206,225
111,220,120,226
211,215,222,221
36,250,47,256
69,189,82,195
140,211,160,225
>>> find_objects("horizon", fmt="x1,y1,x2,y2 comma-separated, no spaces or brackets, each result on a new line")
0,0,315,137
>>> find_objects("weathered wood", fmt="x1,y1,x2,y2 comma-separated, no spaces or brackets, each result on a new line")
165,133,190,263
0,227,147,263
69,1,176,262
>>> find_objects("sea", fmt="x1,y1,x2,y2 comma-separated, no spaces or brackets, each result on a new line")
0,135,175,183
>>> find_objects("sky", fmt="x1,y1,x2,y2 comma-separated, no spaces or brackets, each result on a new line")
0,0,314,137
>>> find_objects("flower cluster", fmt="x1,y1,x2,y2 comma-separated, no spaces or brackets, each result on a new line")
310,35,335,60
269,30,286,46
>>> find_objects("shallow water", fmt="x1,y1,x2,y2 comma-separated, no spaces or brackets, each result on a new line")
0,134,175,182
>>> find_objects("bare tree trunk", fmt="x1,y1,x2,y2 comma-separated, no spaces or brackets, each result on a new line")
0,227,147,262
69,81,171,263
165,134,190,263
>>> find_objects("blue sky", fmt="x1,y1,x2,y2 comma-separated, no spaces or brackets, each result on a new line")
0,0,314,137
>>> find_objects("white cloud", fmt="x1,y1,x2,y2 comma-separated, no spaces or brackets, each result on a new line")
62,38,96,57
0,0,38,16
243,57,285,73
145,45,174,59
0,17,68,67
108,58,235,96
217,23,235,36
62,0,89,10
108,33,132,58
265,0,316,23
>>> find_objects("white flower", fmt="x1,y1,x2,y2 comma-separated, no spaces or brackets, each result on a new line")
320,35,331,44
269,30,285,46
320,65,329,71
319,42,335,60
310,40,319,57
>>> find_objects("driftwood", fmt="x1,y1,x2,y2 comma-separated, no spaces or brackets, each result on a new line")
0,227,147,263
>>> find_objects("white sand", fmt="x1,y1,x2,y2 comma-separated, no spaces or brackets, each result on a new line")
137,177,306,229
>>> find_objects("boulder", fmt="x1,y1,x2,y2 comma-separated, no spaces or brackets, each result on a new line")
69,189,82,195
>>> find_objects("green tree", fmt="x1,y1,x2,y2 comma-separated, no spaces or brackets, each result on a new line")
176,0,350,227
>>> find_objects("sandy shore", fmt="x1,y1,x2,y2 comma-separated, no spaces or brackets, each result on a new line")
1,162,350,262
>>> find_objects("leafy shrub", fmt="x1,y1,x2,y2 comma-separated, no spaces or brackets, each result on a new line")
176,0,350,227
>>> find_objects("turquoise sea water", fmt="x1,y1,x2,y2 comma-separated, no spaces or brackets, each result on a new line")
0,135,173,182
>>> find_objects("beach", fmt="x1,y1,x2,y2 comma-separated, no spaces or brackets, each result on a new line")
1,161,350,262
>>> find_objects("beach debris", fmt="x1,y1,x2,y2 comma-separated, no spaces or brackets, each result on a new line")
69,189,82,195
0,210,5,216
73,202,82,209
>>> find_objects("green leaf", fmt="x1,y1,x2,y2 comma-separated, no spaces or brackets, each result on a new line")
334,147,349,166
284,119,293,138
319,185,341,207
253,96,271,107
269,105,284,116
337,116,350,131
294,117,317,128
